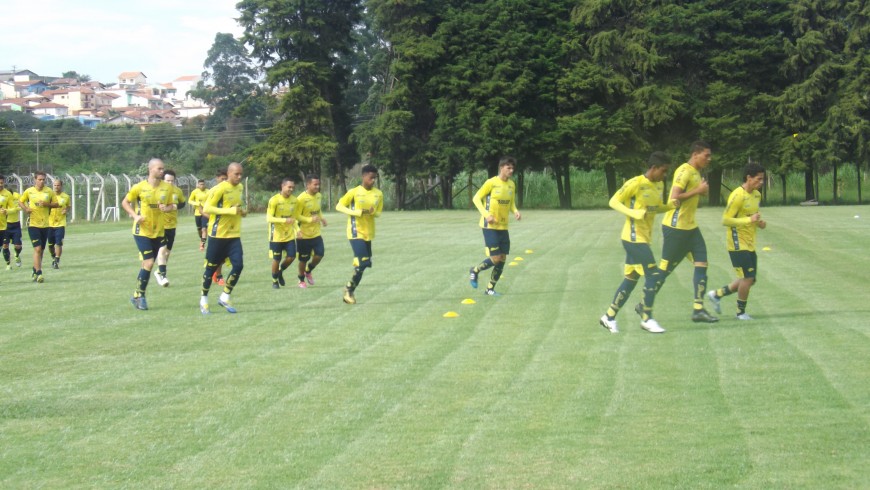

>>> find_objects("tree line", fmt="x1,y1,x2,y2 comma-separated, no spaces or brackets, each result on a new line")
2,1,868,208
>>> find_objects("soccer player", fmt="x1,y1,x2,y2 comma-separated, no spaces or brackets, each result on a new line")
468,156,522,296
3,187,23,269
121,158,173,310
188,179,208,251
636,141,719,325
599,152,677,334
200,162,246,314
707,163,767,320
336,164,383,304
19,171,59,283
295,174,327,288
0,175,13,267
266,177,299,289
48,179,71,269
154,169,187,286
205,169,229,286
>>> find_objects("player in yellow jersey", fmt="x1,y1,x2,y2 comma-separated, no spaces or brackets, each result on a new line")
0,175,14,271
154,169,187,286
200,162,246,314
204,169,229,285
295,174,327,288
336,164,383,304
188,179,209,251
266,177,299,289
635,141,719,325
20,171,59,283
468,156,522,297
707,163,767,320
3,187,23,269
121,158,174,310
48,179,71,269
599,152,677,334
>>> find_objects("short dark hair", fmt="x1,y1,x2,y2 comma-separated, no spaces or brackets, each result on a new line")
305,174,320,184
34,171,46,178
499,156,517,168
647,151,670,168
743,162,765,181
690,140,711,155
281,177,295,185
197,179,205,184
164,169,176,178
361,164,378,176
216,169,228,178
0,174,5,181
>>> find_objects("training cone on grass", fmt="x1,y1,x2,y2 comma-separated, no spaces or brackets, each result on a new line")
525,249,534,254
514,257,524,261
762,246,772,251
443,311,459,318
508,261,519,266
461,298,476,305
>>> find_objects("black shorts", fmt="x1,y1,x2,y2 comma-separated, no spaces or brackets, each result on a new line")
728,250,758,280
195,215,205,229
482,228,510,256
297,236,325,261
48,227,66,247
270,240,297,260
5,222,22,246
349,239,372,267
28,227,50,249
206,237,243,270
622,240,657,276
134,235,163,261
660,226,707,271
163,228,176,250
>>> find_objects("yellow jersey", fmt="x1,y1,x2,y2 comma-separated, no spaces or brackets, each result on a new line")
296,191,324,239
474,176,517,230
336,185,383,241
266,192,298,243
722,186,762,252
49,192,71,228
7,191,21,223
662,163,702,230
188,188,209,217
0,189,13,230
609,175,672,244
20,186,58,228
126,180,172,238
204,181,244,239
162,186,186,229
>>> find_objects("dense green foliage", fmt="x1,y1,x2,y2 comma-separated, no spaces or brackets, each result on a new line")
2,1,868,207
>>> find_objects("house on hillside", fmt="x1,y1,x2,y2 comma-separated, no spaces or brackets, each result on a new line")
30,102,69,117
0,69,40,82
43,87,96,113
118,71,147,87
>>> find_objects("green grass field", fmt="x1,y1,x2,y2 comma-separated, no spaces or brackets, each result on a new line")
1,206,868,488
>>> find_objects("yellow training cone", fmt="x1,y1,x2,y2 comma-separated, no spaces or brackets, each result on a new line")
461,298,476,305
443,311,459,318
508,261,519,266
762,246,772,251
525,249,534,254
514,257,524,261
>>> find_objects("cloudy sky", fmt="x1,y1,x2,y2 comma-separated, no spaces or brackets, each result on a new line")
1,0,244,84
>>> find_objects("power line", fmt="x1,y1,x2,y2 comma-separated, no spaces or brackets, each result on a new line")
0,128,270,146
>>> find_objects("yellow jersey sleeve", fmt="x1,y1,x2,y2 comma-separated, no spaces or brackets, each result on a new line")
336,186,382,240
722,187,761,251
662,163,701,230
474,177,516,230
49,192,71,227
204,181,244,238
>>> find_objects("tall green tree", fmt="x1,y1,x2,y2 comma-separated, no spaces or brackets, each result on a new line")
237,0,361,185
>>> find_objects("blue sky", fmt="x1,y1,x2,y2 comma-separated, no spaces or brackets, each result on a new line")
0,0,243,84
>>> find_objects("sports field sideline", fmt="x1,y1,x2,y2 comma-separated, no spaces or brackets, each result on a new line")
1,206,867,487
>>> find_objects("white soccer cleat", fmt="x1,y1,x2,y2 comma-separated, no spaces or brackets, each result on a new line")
154,271,169,287
599,314,619,333
641,317,666,333
736,313,753,320
707,290,721,313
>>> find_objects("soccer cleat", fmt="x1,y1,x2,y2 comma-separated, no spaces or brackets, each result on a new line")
692,308,719,323
218,298,237,313
272,281,280,289
15,258,21,267
36,274,44,283
599,314,619,334
154,271,169,287
305,271,314,285
736,312,753,321
130,296,148,311
277,271,286,286
342,287,356,304
707,290,721,314
51,259,59,269
484,288,501,297
218,278,226,287
200,303,210,315
641,317,666,333
31,273,37,282
469,268,479,289
298,281,308,289
5,265,10,271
